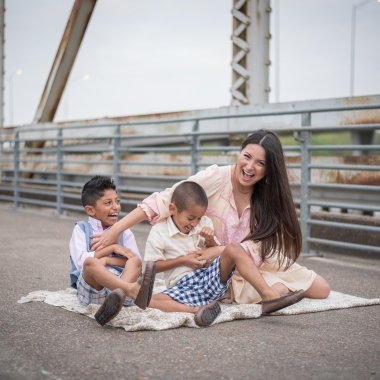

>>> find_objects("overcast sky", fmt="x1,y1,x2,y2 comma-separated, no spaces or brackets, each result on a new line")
4,0,380,126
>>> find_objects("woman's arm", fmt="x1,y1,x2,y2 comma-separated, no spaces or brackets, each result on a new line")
91,207,147,251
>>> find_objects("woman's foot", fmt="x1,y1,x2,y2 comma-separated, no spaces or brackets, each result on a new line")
261,290,306,315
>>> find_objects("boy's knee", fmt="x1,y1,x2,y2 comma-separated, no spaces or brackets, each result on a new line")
83,256,97,269
130,256,142,267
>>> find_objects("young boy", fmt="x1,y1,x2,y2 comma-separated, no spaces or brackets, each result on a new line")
69,175,156,326
146,181,305,327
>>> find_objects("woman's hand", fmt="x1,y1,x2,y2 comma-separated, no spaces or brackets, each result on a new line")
91,229,119,251
113,245,137,259
188,246,225,267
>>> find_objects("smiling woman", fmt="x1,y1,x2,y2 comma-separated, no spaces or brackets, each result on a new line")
93,129,331,312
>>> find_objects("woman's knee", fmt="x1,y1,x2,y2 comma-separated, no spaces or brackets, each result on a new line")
306,275,331,299
223,242,243,258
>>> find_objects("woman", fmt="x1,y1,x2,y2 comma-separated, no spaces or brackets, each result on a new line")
92,129,330,304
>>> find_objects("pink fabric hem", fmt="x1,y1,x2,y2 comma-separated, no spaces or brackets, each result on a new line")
138,202,159,225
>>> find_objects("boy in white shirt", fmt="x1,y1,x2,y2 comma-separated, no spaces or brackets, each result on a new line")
145,181,224,326
69,175,155,326
146,181,305,327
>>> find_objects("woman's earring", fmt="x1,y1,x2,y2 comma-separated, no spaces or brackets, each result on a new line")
265,177,268,184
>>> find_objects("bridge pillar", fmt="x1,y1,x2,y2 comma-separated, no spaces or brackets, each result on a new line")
231,0,271,106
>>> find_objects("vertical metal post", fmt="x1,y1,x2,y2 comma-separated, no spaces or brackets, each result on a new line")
0,0,4,128
274,0,280,103
190,120,199,176
349,0,373,97
300,113,311,255
56,128,63,215
350,3,356,97
113,124,120,189
13,130,20,208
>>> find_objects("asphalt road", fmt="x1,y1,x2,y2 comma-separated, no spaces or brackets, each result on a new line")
1,202,379,380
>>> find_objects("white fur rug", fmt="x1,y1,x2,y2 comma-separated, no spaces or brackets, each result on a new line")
18,279,380,332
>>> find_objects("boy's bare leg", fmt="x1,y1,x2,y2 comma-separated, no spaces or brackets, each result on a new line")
149,293,199,313
82,257,140,300
219,243,282,302
120,256,142,283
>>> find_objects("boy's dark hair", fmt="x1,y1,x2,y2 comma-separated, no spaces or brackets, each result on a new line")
81,175,117,207
171,181,208,212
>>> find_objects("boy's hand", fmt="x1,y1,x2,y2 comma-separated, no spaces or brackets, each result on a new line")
99,256,127,267
113,245,137,259
183,252,206,270
199,227,215,242
188,246,225,267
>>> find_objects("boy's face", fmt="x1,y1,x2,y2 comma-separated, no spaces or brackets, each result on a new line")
84,189,121,229
169,202,206,234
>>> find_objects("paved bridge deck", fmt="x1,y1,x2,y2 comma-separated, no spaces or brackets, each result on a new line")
1,202,379,380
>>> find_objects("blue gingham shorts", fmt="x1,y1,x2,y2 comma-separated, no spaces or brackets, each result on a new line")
76,267,134,307
162,256,234,307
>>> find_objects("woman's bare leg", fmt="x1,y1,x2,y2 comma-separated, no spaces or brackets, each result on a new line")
271,275,330,298
271,282,289,294
305,275,330,298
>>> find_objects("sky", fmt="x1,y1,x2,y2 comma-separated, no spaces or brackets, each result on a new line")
4,0,380,126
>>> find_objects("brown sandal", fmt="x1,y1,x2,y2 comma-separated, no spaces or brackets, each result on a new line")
134,261,156,310
94,288,126,326
261,289,305,315
194,300,221,327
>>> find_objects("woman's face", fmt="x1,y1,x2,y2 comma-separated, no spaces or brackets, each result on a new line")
235,143,267,188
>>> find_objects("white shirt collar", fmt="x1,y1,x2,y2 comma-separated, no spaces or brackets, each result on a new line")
88,216,111,234
166,216,200,238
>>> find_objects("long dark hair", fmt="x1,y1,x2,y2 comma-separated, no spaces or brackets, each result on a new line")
241,129,302,268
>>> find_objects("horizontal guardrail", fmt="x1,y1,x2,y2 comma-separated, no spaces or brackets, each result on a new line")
0,102,379,257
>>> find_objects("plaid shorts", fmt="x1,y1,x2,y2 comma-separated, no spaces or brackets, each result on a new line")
162,256,234,307
76,267,134,307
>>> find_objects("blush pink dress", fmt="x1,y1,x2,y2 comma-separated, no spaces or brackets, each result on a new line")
140,164,316,304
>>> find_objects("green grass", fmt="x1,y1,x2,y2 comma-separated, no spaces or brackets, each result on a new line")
279,131,380,156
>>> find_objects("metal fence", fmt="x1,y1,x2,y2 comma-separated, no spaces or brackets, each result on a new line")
1,103,380,256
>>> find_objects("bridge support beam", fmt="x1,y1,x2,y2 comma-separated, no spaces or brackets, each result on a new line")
231,0,271,106
33,0,97,124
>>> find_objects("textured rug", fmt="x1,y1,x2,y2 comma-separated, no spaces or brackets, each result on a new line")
18,279,380,332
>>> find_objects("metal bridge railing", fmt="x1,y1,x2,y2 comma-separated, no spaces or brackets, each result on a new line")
0,103,380,256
